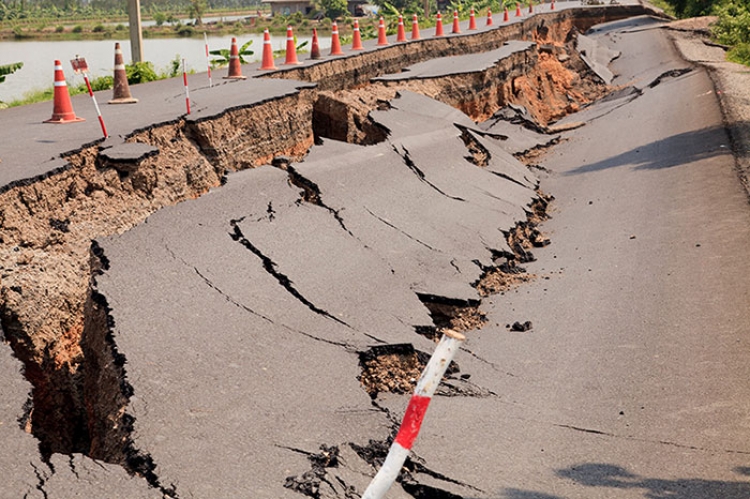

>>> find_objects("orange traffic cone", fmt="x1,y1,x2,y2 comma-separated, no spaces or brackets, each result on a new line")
504,6,510,21
310,28,322,59
377,17,389,46
486,8,493,26
352,20,364,50
44,60,84,124
411,13,420,40
452,10,460,34
529,1,534,13
330,22,344,55
259,29,277,70
515,2,522,16
109,42,137,104
284,26,301,65
469,8,477,30
435,12,445,36
551,0,555,9
225,37,247,79
396,15,407,42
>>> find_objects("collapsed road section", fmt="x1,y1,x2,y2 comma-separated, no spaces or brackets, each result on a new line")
84,89,547,499
0,3,685,498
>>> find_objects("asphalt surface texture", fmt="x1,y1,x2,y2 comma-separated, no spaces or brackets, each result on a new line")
3,4,750,499
91,89,540,499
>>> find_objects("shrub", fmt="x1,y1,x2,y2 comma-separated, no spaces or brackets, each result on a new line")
712,2,750,46
727,42,750,66
55,25,64,32
89,75,114,91
72,25,83,33
115,23,125,31
92,24,105,32
176,24,195,36
126,61,158,84
153,11,167,26
167,54,182,78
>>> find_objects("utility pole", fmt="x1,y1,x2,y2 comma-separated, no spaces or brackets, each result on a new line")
424,0,430,17
127,0,144,63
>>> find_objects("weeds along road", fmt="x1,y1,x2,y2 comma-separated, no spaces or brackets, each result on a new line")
3,5,750,499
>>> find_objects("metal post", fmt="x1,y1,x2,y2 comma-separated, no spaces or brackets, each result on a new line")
127,0,143,63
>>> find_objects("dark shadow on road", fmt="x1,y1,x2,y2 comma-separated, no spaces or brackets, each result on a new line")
563,124,741,176
499,463,750,499
501,488,564,499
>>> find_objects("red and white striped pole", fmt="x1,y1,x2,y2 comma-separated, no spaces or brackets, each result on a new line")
361,330,465,499
182,58,191,115
204,32,212,88
83,73,108,138
70,57,106,137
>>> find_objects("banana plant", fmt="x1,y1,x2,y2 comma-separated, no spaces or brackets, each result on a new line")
0,61,23,84
209,40,254,68
273,37,309,58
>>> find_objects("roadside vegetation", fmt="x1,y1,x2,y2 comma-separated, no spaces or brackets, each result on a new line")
0,55,190,108
658,0,750,66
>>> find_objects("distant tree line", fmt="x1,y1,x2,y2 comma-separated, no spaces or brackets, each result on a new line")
0,0,261,20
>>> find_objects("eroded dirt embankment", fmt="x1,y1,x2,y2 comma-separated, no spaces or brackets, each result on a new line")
0,4,656,480
267,5,661,92
0,89,316,458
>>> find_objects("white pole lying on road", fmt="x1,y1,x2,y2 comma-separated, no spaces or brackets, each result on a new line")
361,329,466,499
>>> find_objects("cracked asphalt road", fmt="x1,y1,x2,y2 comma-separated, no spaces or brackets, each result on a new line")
413,16,750,499
3,8,750,499
90,17,750,497
89,91,539,498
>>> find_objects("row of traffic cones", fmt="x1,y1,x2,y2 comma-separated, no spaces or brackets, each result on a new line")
233,3,557,70
48,1,556,123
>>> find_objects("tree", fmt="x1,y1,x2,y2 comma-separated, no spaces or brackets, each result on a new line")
188,0,207,25
318,0,347,19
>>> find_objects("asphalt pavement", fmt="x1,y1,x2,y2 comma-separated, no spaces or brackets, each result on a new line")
92,15,750,499
413,15,750,498
3,4,749,499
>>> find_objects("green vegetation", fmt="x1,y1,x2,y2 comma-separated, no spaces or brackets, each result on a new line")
125,60,159,84
2,56,189,108
0,61,23,83
187,0,208,24
656,0,750,66
318,0,347,19
209,38,253,67
712,1,750,66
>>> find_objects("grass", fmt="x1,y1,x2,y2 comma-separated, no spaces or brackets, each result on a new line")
2,66,182,108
